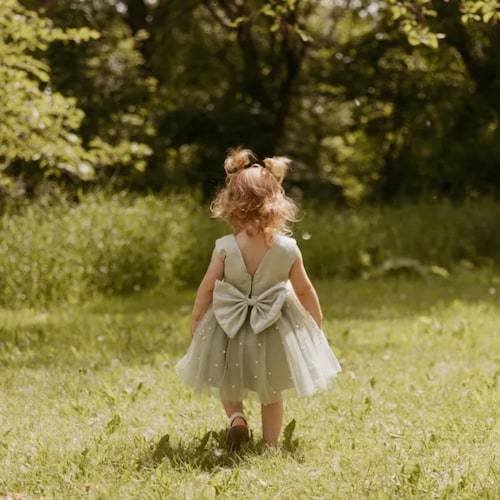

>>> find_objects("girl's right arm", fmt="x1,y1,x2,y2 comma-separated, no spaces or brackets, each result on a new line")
289,250,323,328
191,249,224,336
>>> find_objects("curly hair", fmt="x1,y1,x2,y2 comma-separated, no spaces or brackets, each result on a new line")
211,148,298,241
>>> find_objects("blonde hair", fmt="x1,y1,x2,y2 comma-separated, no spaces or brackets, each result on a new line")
211,148,298,240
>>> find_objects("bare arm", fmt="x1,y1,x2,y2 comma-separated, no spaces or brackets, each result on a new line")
289,251,323,328
191,249,224,336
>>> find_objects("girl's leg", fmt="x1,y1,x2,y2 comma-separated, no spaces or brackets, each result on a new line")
261,400,283,446
222,400,246,427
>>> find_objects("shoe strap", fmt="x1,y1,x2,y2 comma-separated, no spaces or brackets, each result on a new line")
228,411,247,427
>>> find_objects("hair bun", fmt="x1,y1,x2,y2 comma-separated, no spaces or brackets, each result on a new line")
224,148,256,175
263,156,291,184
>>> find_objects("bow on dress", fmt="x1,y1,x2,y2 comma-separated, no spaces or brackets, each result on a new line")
212,280,287,338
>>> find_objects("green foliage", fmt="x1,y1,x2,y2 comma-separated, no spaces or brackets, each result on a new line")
1,193,499,308
3,0,499,200
387,0,500,47
0,0,151,188
296,199,500,279
170,211,226,287
284,0,500,202
0,192,202,306
459,0,500,24
0,0,98,181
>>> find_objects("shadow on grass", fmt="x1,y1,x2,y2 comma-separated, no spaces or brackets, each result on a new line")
138,419,300,472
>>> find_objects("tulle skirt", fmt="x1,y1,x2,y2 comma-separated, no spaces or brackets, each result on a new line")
176,288,341,405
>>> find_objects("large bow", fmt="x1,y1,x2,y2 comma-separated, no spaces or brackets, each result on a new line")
212,280,287,338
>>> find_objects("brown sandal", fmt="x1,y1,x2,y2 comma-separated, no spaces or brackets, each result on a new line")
226,412,250,451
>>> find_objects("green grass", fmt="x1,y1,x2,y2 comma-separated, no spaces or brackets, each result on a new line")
1,270,499,499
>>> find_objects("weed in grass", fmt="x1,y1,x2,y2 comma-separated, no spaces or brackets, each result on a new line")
144,418,300,473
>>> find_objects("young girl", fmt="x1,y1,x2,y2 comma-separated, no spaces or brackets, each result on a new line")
176,148,341,450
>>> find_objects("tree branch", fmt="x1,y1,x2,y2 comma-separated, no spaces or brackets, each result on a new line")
203,0,234,29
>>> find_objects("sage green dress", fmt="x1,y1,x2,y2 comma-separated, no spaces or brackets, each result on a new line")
176,234,341,404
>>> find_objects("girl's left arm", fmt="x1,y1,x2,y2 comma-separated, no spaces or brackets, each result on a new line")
190,249,224,336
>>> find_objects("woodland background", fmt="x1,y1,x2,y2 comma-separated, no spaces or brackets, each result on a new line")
1,3,499,498
1,0,499,204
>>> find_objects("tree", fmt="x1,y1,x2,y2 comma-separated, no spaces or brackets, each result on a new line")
6,0,500,201
0,0,151,192
281,0,500,201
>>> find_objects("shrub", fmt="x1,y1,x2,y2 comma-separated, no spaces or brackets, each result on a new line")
296,199,500,278
0,192,203,306
1,193,499,308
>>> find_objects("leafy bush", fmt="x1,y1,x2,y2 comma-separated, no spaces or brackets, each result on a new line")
0,192,204,307
1,193,499,308
296,199,500,278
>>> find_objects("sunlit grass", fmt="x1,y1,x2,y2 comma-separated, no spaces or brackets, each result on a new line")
1,271,499,498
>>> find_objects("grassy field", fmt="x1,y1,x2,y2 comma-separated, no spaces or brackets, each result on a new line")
0,270,499,499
